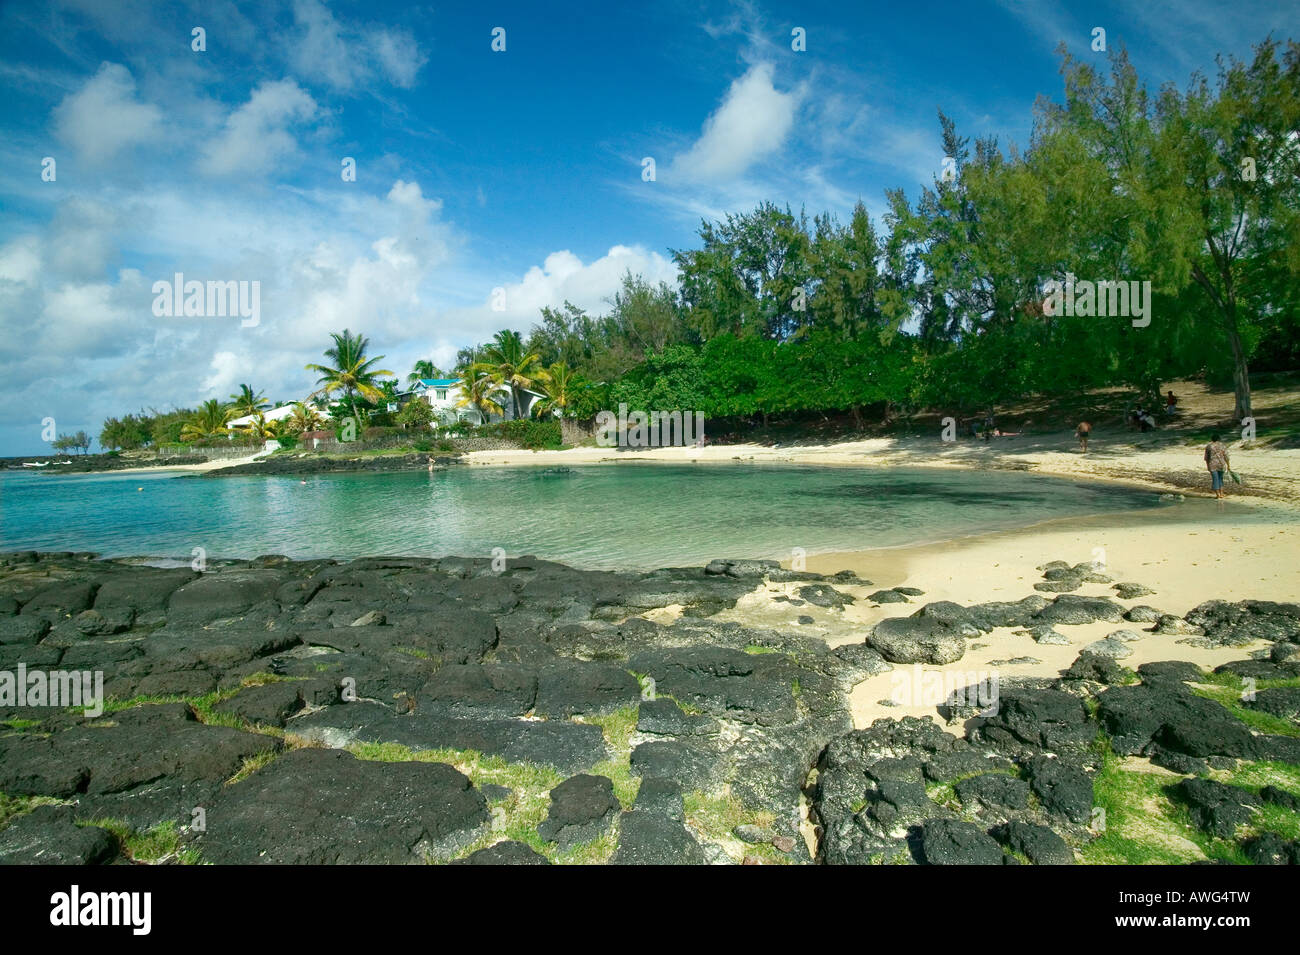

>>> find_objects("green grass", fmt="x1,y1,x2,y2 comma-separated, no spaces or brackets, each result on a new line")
1,718,42,730
76,818,202,864
348,708,644,864
683,789,790,864
743,644,782,655
348,740,572,861
1209,761,1300,843
0,793,66,829
95,672,301,739
1082,744,1214,864
227,750,279,784
1191,673,1300,738
580,706,641,808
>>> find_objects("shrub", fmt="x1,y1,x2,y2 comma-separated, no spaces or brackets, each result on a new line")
275,432,298,450
478,419,562,450
396,399,435,429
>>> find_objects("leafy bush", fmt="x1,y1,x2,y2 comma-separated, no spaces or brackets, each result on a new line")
477,419,563,450
396,399,435,429
275,432,298,450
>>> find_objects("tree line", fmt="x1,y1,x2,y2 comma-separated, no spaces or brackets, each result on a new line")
461,39,1299,426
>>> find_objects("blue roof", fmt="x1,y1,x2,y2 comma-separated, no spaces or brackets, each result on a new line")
418,378,460,388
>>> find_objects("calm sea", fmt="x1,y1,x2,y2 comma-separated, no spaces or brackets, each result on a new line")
0,463,1183,570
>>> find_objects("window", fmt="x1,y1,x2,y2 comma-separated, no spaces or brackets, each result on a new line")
436,389,448,400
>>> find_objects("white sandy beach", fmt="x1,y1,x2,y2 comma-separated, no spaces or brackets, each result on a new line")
803,505,1299,729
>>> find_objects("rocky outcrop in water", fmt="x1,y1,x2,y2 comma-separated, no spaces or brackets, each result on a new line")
202,453,461,477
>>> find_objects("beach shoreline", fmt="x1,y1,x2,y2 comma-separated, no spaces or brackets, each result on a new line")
457,430,1300,507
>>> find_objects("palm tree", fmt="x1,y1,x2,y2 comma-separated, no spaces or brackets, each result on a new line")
456,372,505,425
531,361,589,418
180,399,232,442
236,413,279,442
468,329,545,419
407,359,442,387
284,401,324,434
228,384,269,418
305,329,395,425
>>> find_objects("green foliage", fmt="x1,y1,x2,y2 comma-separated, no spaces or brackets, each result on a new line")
478,419,563,450
99,413,154,450
395,397,436,429
50,431,91,454
306,328,396,426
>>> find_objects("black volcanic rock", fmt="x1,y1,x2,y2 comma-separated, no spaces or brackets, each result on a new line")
187,748,488,863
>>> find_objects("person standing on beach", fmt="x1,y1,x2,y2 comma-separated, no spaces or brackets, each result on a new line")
1076,421,1091,452
1204,434,1230,499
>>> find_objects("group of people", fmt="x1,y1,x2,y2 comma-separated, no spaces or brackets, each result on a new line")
1072,389,1234,499
1127,391,1179,432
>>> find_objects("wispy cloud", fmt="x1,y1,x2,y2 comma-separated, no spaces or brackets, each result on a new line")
289,0,427,92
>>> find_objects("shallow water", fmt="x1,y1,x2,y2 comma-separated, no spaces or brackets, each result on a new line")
0,462,1201,570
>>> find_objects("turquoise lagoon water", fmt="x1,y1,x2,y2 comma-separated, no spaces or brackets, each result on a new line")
0,463,1188,571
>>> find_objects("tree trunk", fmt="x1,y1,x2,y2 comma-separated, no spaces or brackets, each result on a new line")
1224,311,1252,422
1191,259,1252,423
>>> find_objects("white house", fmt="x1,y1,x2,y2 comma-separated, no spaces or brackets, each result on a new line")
404,378,546,426
226,404,301,430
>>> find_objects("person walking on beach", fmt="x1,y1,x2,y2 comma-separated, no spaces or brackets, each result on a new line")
1205,434,1230,499
1075,420,1091,452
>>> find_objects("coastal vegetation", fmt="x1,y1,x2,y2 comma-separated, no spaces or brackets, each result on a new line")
89,40,1296,458
472,40,1299,428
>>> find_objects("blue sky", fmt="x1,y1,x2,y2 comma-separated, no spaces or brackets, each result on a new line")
0,0,1295,455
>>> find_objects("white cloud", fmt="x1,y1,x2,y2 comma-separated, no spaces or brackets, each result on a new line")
47,197,122,280
51,62,162,163
0,236,41,285
290,0,426,91
370,29,426,88
669,63,803,183
439,245,679,338
200,351,244,397
200,80,318,177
